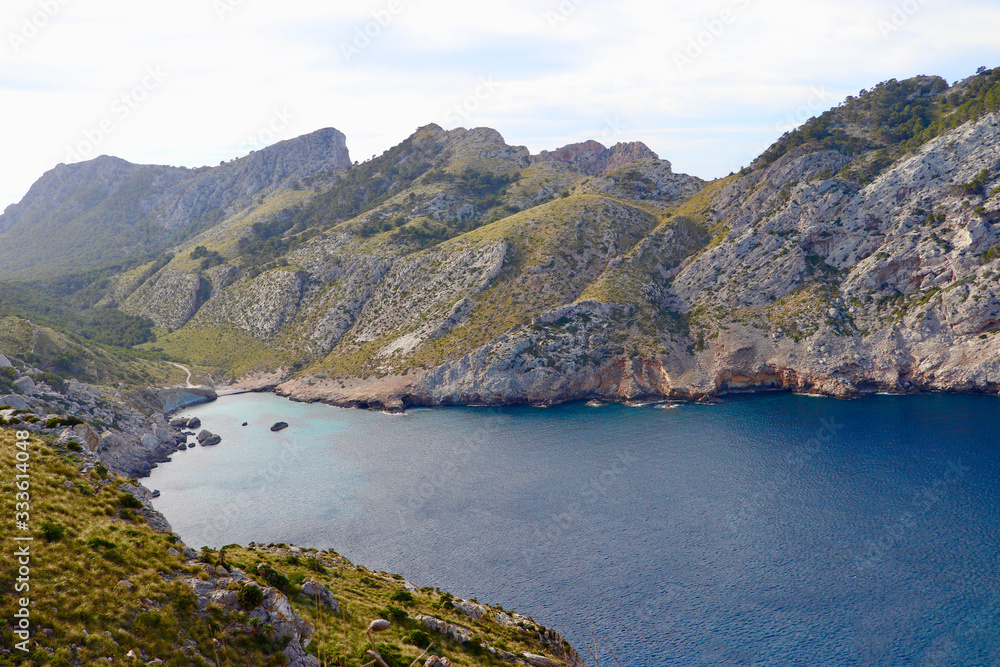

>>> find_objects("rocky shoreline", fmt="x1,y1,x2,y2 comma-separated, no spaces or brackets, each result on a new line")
1,352,587,667
235,337,1000,415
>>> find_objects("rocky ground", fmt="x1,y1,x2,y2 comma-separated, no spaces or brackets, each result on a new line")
0,352,215,479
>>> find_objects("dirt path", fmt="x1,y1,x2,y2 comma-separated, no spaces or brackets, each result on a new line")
169,362,196,388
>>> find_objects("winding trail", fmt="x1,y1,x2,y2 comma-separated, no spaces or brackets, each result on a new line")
169,362,197,388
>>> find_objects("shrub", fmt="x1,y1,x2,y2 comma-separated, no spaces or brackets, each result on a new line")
238,585,264,610
390,589,414,604
172,588,198,616
379,605,407,623
466,637,484,656
119,508,142,523
40,522,64,542
45,415,84,429
88,537,117,550
257,564,290,592
120,494,144,510
376,643,405,667
405,629,431,648
66,441,83,452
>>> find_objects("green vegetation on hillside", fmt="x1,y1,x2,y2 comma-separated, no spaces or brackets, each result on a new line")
290,127,448,232
142,326,297,379
0,315,179,388
756,67,1000,180
0,430,287,666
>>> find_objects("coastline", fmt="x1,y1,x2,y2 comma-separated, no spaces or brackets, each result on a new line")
202,361,1000,417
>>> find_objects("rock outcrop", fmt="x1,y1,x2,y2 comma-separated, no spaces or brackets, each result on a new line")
532,140,660,175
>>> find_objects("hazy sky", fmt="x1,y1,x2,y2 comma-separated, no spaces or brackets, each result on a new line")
1,0,998,209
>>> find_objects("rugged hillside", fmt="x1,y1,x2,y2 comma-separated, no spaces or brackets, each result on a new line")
4,67,1000,408
0,128,351,279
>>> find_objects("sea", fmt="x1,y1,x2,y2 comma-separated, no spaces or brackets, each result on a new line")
147,391,1000,666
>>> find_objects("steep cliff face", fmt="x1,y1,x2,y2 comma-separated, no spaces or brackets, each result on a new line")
6,69,1000,407
667,108,1000,398
0,128,351,279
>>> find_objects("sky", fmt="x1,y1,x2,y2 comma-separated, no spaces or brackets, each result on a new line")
1,0,998,210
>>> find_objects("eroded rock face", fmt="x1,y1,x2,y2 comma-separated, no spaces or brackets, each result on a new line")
532,140,660,175
57,423,101,451
178,560,319,667
300,579,339,613
122,271,204,330
250,587,315,648
270,112,1000,407
0,128,351,279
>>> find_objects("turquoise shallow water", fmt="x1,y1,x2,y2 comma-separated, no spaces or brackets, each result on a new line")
148,392,1000,666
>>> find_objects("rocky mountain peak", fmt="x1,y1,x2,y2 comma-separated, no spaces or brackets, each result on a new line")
0,126,352,278
531,139,659,175
441,127,531,171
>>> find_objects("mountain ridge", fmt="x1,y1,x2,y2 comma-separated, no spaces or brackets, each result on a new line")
3,67,1000,411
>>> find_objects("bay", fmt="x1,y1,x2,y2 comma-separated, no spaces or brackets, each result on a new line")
148,391,1000,666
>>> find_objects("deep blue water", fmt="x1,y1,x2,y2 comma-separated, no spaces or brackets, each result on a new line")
148,392,1000,666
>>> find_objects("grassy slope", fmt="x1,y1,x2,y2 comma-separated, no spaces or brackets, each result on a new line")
0,430,238,667
144,325,297,379
0,315,184,388
305,193,664,379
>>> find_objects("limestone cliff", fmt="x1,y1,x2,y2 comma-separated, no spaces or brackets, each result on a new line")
5,69,1000,408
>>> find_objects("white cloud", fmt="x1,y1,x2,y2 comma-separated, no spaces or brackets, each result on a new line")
0,0,997,210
